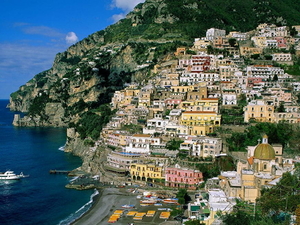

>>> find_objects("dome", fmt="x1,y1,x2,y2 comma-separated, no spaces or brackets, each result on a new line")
254,143,276,159
253,135,275,160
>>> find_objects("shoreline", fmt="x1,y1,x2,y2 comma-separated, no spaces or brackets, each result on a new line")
70,187,103,225
70,187,138,225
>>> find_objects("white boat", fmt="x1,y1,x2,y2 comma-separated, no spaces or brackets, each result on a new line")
121,204,135,209
0,171,28,180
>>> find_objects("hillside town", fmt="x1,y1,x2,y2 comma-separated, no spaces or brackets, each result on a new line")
77,23,300,224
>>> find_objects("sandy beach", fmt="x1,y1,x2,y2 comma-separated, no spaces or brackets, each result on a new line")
71,187,180,225
71,187,139,225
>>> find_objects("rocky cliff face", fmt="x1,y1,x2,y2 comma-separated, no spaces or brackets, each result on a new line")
8,0,300,174
64,128,105,174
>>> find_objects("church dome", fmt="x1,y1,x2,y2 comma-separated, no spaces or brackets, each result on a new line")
253,135,276,160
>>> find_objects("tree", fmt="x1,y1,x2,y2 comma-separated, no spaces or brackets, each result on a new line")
257,171,300,214
251,54,260,60
222,209,251,225
265,55,273,60
276,102,285,112
228,38,237,47
166,138,184,150
176,189,191,205
290,26,298,37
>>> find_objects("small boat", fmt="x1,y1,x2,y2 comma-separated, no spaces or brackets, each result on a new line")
162,198,178,204
0,171,28,180
140,199,157,204
121,204,135,209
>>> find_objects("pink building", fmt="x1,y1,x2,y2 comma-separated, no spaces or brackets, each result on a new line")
274,37,288,49
247,77,264,87
164,99,182,109
165,166,203,190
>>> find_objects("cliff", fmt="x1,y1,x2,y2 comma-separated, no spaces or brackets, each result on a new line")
9,0,300,127
7,0,300,175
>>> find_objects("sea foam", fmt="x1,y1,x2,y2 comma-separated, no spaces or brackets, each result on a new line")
58,189,99,225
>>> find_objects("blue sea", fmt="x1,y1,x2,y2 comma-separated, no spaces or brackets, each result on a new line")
0,100,96,225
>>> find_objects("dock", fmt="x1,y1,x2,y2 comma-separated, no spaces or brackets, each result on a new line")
49,170,71,174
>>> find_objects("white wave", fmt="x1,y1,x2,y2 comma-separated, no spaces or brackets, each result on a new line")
58,145,65,151
69,176,79,182
58,189,99,225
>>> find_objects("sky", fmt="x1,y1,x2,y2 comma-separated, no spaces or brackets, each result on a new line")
0,0,145,99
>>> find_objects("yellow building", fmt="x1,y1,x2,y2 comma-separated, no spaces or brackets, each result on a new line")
180,98,219,113
171,85,194,93
243,100,275,123
160,73,180,87
130,163,164,182
239,46,263,56
180,111,221,135
138,91,152,107
125,88,140,97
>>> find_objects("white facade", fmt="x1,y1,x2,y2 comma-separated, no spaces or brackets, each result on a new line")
180,72,219,85
222,92,237,105
206,28,226,41
272,53,292,61
246,65,284,77
125,134,161,154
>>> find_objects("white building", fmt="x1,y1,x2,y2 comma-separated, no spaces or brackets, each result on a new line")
222,90,237,105
125,134,161,154
206,28,226,41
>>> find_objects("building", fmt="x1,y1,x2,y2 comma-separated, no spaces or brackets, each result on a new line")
125,134,161,154
165,164,203,189
243,100,275,123
180,111,221,136
130,163,164,182
220,135,288,203
180,136,223,158
105,151,144,174
206,28,226,41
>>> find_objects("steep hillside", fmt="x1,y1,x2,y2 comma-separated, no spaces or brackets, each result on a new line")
9,0,300,131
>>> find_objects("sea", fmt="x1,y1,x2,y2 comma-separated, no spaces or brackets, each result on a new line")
0,99,97,225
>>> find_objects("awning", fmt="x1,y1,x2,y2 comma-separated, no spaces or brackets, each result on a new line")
202,208,210,214
191,205,200,211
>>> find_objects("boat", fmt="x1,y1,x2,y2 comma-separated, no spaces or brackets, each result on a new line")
121,204,135,209
0,171,28,180
162,198,178,204
140,199,157,204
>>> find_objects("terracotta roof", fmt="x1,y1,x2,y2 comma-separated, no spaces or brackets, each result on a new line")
183,111,217,114
248,156,254,165
201,98,219,100
132,134,151,138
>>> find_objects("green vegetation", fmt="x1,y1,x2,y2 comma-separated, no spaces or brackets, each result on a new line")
164,0,300,38
282,58,300,76
222,167,300,224
70,104,116,140
176,188,191,205
60,54,81,65
28,93,51,117
221,94,247,125
120,124,143,134
166,138,184,150
194,156,235,180
258,167,300,214
226,122,298,153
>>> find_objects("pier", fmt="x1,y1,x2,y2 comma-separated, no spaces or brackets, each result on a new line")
49,170,71,174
